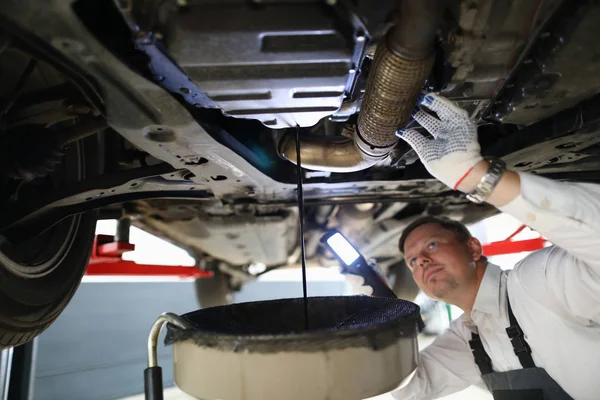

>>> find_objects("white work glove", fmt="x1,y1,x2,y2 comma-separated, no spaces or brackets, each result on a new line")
396,93,483,190
344,273,373,296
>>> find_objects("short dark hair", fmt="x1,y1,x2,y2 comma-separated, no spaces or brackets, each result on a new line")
398,216,472,255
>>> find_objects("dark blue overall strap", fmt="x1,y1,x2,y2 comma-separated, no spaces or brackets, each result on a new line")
506,296,536,368
469,332,493,375
469,295,536,375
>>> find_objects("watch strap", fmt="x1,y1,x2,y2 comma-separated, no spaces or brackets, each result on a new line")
466,160,506,204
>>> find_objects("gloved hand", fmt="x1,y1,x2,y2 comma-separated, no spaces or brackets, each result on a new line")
396,93,483,191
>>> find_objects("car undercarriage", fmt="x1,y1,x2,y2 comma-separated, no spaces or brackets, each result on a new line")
0,0,599,347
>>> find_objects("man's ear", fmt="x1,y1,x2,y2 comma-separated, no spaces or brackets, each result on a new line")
467,237,483,261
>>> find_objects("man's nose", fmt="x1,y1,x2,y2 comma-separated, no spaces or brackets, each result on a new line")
417,254,431,269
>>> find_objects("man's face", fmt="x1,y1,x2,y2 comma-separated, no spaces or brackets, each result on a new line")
403,223,481,302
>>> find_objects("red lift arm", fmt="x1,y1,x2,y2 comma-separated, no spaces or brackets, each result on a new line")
481,225,548,257
85,234,213,279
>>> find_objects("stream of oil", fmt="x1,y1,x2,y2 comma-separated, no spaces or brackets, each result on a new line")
295,125,309,330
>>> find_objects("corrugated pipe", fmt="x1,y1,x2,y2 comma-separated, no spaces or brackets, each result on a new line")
279,0,441,172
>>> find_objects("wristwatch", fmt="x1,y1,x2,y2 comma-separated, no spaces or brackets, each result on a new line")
466,159,506,204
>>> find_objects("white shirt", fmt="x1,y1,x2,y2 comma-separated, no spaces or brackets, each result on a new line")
392,172,600,400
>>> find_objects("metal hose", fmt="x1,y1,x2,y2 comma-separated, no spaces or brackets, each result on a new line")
279,0,441,172
357,0,439,149
357,44,434,149
147,312,191,368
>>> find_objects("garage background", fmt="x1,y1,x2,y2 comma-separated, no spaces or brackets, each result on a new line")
10,213,536,399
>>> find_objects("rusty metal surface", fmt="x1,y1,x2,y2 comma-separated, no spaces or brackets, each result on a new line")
488,0,600,125
442,0,557,120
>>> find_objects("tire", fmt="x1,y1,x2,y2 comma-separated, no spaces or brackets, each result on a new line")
194,270,232,309
0,137,100,349
0,213,97,349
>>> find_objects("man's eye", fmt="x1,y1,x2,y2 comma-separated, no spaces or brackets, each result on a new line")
410,257,417,266
428,242,437,250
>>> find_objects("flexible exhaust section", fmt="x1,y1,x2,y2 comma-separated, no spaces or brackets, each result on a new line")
279,0,441,172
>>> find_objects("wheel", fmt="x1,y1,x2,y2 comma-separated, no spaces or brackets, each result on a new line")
388,260,420,301
0,214,97,348
194,270,232,309
0,137,100,349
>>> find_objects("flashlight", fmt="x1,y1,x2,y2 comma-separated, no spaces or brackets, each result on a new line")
321,230,397,298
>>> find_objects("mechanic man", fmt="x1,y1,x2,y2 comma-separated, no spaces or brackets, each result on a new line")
387,93,600,399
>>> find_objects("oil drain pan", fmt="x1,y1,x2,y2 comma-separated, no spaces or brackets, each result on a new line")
156,296,422,400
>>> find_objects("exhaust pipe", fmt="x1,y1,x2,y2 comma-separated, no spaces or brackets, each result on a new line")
278,127,386,173
279,0,441,172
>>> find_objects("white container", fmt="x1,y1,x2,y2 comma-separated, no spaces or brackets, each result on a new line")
166,296,422,400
